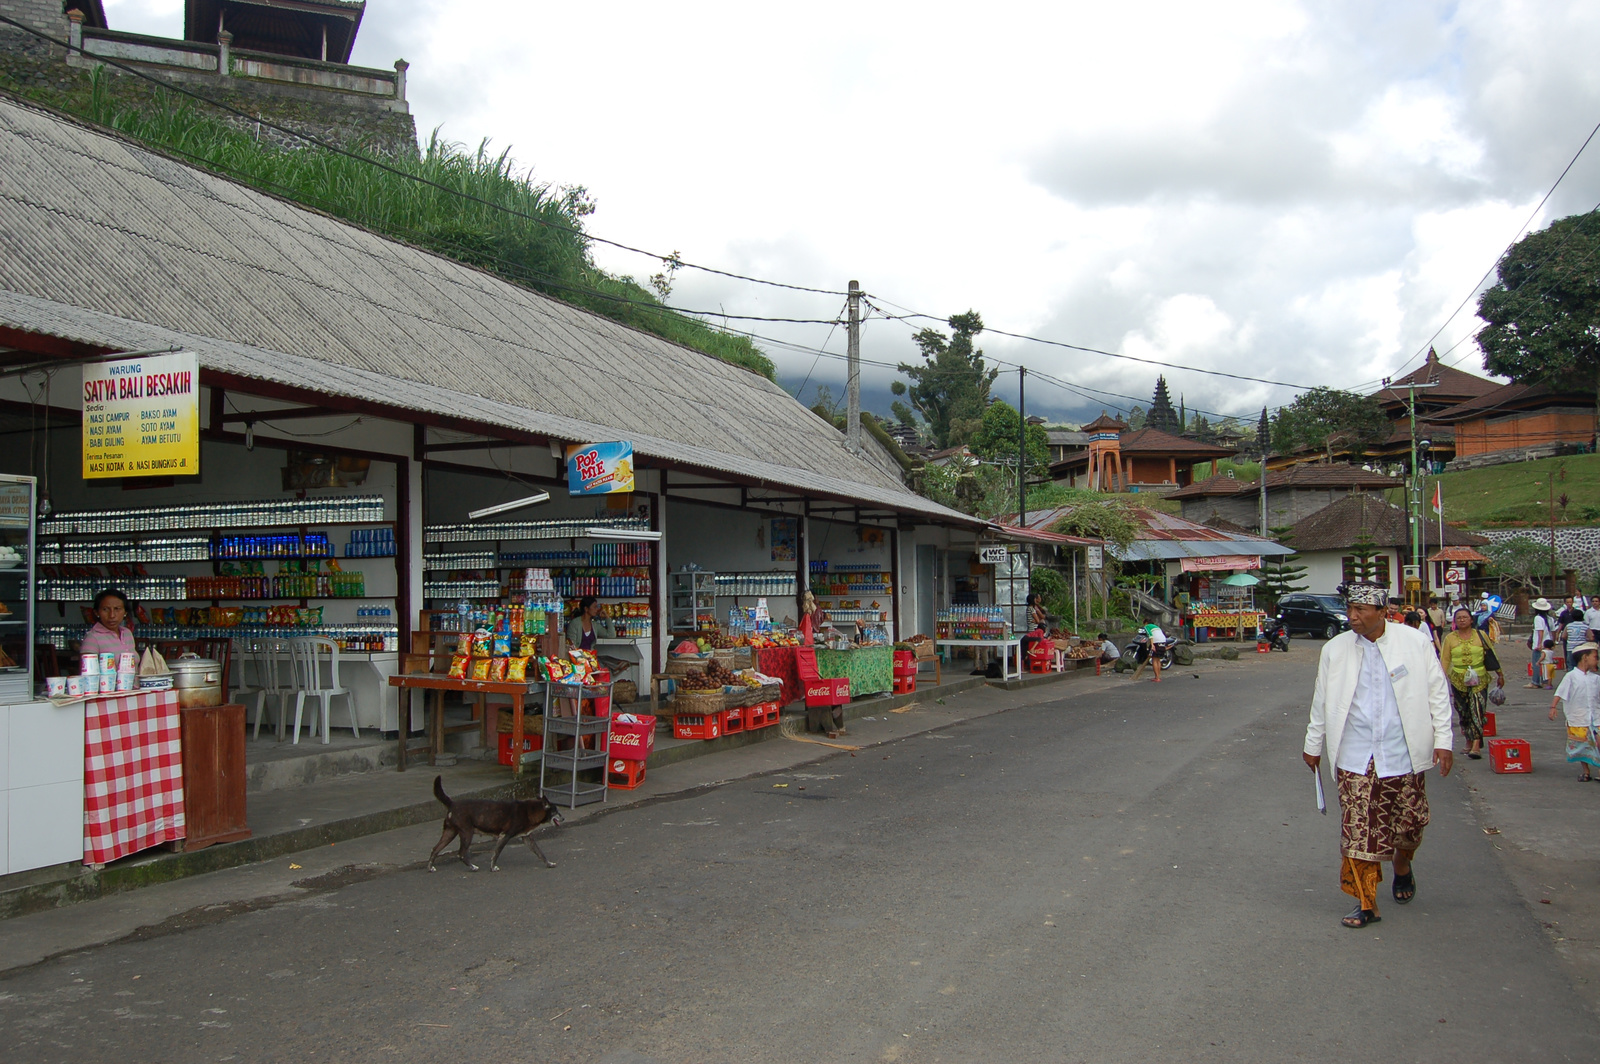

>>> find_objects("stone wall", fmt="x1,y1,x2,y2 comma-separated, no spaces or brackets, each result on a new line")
1,24,416,156
1477,526,1600,577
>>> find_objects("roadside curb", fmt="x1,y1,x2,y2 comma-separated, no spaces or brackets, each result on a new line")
0,669,1090,922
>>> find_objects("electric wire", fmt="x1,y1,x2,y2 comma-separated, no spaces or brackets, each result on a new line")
0,14,849,299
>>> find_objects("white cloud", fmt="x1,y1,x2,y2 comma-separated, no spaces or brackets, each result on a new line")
99,0,1600,424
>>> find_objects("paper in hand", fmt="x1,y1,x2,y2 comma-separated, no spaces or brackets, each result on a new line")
1314,768,1327,815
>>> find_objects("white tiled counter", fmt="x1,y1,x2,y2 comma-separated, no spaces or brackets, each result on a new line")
0,699,86,875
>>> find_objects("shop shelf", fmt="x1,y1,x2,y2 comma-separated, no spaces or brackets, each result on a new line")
539,748,610,772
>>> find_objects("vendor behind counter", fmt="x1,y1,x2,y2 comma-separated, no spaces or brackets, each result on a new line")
78,587,137,658
565,595,601,651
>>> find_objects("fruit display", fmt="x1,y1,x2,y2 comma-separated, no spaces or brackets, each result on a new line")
681,659,738,691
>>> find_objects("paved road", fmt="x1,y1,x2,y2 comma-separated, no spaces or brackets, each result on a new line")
2,654,1595,1062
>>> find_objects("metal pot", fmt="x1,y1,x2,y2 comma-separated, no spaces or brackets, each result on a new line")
168,654,223,708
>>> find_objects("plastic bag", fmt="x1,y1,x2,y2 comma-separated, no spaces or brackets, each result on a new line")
1464,666,1481,688
1488,681,1506,706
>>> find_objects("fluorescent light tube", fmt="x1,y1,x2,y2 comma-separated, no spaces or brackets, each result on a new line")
468,492,550,519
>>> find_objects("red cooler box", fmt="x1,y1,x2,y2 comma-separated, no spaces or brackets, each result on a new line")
1488,737,1531,774
608,713,656,762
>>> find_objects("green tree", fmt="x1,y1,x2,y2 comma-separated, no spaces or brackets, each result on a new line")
891,312,998,447
1271,387,1391,461
1483,535,1549,594
1258,526,1309,609
1125,405,1147,431
1476,210,1600,439
1345,532,1385,585
969,401,1050,472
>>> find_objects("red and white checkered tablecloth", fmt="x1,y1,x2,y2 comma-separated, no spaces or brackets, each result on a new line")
83,689,186,866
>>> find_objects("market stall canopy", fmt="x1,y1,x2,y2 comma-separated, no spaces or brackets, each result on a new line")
1220,573,1260,586
0,96,980,528
987,504,1290,563
1428,546,1491,565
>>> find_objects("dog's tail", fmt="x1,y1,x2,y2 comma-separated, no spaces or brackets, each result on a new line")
433,775,451,809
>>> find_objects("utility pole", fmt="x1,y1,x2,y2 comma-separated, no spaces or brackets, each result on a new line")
1017,366,1027,529
1385,376,1438,600
845,280,861,454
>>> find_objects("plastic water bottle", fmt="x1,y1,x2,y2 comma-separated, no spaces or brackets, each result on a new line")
457,598,470,633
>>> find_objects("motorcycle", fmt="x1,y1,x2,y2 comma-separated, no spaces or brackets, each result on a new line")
1121,631,1178,671
1260,616,1291,652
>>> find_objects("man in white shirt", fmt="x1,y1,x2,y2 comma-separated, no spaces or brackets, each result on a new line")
1303,583,1453,929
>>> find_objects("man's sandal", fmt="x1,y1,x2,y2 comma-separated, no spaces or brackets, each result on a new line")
1342,907,1381,929
1393,871,1416,904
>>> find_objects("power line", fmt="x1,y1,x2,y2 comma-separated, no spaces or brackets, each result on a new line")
1385,111,1600,381
858,298,1319,391
0,14,849,301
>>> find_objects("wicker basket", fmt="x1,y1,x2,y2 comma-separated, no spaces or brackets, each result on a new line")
665,656,708,678
496,709,546,735
672,687,724,715
611,679,638,704
711,648,738,668
726,683,780,707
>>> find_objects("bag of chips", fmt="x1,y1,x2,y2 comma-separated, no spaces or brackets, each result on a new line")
487,657,508,681
493,634,511,658
447,654,469,679
470,657,491,680
506,657,529,682
470,629,491,657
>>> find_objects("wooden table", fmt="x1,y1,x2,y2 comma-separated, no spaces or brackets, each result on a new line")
386,673,543,775
935,638,1024,682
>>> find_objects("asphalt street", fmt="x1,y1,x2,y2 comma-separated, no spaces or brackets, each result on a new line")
2,653,1596,1063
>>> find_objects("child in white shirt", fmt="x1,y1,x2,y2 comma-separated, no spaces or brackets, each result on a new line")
1550,642,1600,781
1540,640,1558,690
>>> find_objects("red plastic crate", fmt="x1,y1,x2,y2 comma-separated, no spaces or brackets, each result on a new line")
893,675,916,694
607,757,646,789
673,712,721,740
496,732,543,766
744,703,766,729
1488,737,1531,774
722,705,745,734
608,714,657,762
1482,711,1496,738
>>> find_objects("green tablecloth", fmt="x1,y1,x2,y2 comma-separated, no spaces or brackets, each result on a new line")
815,646,893,697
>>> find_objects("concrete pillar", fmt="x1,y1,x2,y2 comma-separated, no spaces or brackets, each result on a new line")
66,8,83,53
217,30,232,77
394,59,409,103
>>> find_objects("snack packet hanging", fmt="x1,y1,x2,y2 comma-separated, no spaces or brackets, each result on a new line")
492,634,511,658
470,657,491,680
447,654,469,679
470,629,491,657
487,657,508,681
506,657,529,682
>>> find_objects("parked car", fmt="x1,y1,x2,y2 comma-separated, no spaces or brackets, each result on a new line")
1277,593,1350,640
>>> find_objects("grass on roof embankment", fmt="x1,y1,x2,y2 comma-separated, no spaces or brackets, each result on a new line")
1379,453,1600,528
19,70,778,380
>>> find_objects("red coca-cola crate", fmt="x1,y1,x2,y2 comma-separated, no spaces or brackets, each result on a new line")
1482,711,1497,738
721,705,744,734
496,732,543,766
1488,737,1531,774
747,701,778,728
673,712,721,740
893,675,916,694
608,714,657,762
607,757,646,790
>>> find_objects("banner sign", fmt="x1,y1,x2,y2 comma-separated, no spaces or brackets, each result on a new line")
1086,545,1104,571
1179,554,1260,573
82,352,199,479
770,517,797,562
567,441,635,495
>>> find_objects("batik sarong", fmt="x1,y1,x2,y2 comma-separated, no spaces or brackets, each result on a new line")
1565,727,1600,768
1336,758,1429,863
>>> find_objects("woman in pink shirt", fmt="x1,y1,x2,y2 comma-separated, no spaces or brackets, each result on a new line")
78,588,137,660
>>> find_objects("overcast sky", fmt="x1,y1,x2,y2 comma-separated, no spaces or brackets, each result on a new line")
105,1,1600,426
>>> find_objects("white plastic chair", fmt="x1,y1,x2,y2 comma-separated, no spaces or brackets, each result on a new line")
244,638,297,740
289,636,358,744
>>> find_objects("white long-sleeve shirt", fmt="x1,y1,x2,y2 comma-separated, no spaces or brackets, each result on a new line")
1305,621,1453,775
1336,635,1414,777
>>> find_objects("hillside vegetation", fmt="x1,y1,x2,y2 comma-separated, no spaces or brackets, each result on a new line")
18,72,777,380
1386,453,1600,528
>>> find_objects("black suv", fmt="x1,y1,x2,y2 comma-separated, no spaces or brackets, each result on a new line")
1276,594,1351,640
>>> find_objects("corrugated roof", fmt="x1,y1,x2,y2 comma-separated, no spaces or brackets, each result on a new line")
1000,503,1290,560
0,95,979,526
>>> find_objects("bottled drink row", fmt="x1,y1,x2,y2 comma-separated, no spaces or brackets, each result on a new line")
41,496,386,535
423,516,648,543
37,577,188,601
345,527,396,557
553,569,650,598
715,573,798,596
214,533,333,558
37,536,211,564
187,572,367,599
39,623,400,653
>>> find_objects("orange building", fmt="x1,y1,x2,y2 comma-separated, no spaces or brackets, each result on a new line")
1051,414,1235,492
1430,382,1596,465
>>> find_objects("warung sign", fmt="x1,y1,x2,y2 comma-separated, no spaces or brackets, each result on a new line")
81,351,199,479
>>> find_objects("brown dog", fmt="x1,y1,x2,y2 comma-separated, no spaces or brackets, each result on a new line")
428,776,562,872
